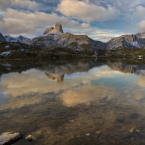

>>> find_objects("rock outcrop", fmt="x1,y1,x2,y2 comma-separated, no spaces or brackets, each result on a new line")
0,33,5,42
43,27,54,35
43,23,63,35
54,23,63,33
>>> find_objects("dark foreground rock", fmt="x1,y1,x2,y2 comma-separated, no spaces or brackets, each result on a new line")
0,132,23,145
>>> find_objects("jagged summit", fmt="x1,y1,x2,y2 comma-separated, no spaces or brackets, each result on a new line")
0,33,5,42
43,23,63,35
55,23,63,33
27,23,106,50
27,23,145,50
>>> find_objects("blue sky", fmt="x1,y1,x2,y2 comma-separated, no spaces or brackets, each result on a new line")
0,0,145,41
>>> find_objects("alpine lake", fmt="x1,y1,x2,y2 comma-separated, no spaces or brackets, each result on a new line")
0,59,145,145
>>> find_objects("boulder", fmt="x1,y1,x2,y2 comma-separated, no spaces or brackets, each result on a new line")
0,132,23,145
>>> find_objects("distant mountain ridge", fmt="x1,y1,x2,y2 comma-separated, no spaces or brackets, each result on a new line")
27,23,106,50
5,35,30,43
0,33,30,43
107,33,145,50
27,23,145,50
1,23,145,50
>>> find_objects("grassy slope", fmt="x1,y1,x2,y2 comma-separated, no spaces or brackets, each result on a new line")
0,42,145,61
0,42,94,60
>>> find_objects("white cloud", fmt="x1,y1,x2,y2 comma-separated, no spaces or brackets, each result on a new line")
138,76,145,87
133,6,145,19
0,8,84,36
0,0,38,10
57,0,120,22
138,20,145,31
0,8,122,41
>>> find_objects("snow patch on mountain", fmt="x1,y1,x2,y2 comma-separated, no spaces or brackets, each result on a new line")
0,51,11,57
125,39,141,48
5,35,30,43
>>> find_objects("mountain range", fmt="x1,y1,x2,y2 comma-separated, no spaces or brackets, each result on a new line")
1,23,145,50
0,33,30,43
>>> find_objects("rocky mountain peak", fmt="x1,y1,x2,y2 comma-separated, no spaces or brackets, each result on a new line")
54,23,63,33
0,32,5,42
43,23,63,35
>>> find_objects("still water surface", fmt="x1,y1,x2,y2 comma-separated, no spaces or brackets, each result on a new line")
0,60,145,145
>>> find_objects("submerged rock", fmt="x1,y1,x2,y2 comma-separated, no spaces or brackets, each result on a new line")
0,132,23,145
86,133,91,137
26,135,33,141
96,131,101,135
129,127,136,133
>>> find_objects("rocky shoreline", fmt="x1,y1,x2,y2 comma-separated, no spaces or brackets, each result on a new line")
0,41,145,61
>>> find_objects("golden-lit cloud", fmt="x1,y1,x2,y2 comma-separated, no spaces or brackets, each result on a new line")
132,88,144,101
0,66,122,98
60,85,119,107
57,0,120,22
1,95,42,110
0,65,127,109
0,0,38,10
137,76,145,87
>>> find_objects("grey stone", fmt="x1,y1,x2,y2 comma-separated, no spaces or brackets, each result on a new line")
0,132,23,145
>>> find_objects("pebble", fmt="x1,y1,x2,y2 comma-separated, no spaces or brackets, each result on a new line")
26,135,33,141
129,127,136,133
69,120,74,123
86,133,91,137
96,131,101,135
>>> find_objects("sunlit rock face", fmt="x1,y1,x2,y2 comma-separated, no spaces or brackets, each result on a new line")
43,27,54,35
43,24,63,35
55,23,63,33
27,23,106,50
0,33,5,42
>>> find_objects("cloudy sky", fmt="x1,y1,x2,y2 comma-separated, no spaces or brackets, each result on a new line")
0,0,145,41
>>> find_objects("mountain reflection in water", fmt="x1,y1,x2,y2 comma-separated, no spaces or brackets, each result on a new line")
0,60,145,145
